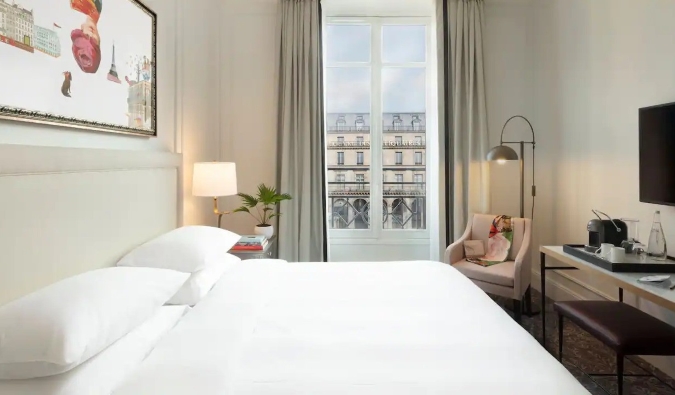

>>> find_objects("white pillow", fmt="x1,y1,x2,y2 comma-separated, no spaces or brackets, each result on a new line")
0,267,189,380
166,253,241,306
0,305,190,395
117,226,241,273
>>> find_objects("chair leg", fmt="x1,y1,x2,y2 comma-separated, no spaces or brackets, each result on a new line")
558,314,563,362
525,286,533,315
513,299,522,324
617,354,624,395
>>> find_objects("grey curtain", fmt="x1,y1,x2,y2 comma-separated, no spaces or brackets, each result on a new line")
437,0,491,244
277,0,327,262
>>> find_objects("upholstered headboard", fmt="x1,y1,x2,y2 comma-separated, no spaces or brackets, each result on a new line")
0,144,181,305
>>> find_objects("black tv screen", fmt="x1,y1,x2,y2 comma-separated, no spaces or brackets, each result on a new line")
640,102,675,206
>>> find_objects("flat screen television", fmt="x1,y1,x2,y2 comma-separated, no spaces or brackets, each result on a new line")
640,102,675,206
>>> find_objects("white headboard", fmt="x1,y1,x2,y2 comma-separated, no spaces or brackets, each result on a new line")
0,144,181,305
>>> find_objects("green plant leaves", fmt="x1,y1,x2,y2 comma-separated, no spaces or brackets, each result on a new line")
234,184,293,225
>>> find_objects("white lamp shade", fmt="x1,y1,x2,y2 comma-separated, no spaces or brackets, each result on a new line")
192,162,238,197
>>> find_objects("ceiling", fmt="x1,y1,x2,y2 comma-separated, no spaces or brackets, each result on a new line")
322,0,435,17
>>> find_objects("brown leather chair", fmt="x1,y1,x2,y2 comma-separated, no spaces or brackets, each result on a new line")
555,301,675,395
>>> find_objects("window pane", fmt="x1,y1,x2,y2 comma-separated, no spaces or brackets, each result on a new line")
382,68,426,230
326,25,371,63
382,68,426,115
326,66,372,230
383,25,426,63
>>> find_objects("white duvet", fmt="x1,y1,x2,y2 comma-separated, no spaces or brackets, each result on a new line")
114,260,589,395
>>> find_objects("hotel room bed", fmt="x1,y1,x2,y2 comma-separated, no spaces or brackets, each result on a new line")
113,260,589,395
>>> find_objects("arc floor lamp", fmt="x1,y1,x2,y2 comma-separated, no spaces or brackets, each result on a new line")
487,115,538,316
486,115,537,219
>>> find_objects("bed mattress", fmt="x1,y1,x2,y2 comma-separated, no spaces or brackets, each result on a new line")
114,260,589,395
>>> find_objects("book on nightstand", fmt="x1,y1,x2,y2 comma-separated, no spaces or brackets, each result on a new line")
231,235,268,251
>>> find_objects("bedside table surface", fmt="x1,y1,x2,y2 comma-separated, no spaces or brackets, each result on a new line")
229,236,277,260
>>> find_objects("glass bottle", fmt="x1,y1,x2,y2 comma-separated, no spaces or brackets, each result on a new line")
647,211,668,261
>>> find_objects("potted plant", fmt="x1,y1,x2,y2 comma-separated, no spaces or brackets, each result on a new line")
234,184,292,239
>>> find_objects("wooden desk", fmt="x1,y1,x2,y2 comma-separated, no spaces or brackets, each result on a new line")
539,246,675,350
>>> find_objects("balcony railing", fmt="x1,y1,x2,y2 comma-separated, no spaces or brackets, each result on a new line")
328,182,370,196
383,182,426,196
382,141,426,149
327,141,371,149
383,126,426,132
327,126,371,133
326,126,426,133
327,182,426,197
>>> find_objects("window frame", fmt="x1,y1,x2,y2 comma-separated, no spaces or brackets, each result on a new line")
395,151,403,165
324,16,433,241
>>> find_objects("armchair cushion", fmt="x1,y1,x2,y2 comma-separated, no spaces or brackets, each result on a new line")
471,214,526,261
453,259,515,288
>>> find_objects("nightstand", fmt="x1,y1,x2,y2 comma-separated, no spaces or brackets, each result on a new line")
228,236,277,260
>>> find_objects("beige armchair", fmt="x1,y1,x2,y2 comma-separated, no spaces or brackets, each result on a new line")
444,214,533,322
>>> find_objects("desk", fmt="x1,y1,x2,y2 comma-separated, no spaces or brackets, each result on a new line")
539,246,675,350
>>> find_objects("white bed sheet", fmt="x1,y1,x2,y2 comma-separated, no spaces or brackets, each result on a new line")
114,260,590,395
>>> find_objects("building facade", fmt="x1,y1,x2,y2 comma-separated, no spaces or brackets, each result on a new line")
127,81,152,129
34,25,60,57
326,112,426,230
0,0,33,47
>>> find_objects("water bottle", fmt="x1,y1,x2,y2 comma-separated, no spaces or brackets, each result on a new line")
647,211,668,261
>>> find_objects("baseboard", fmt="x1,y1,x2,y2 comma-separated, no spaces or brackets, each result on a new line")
531,269,675,380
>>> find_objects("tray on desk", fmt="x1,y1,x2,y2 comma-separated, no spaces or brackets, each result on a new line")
563,244,675,273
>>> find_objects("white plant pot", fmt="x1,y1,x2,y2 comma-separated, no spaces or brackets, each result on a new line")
254,225,274,239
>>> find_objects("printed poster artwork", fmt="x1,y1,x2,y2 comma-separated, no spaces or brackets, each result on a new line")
0,0,156,136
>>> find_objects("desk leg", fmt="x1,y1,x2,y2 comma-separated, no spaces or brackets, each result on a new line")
619,288,623,303
540,252,546,350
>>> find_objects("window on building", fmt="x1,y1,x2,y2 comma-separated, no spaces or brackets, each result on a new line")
415,152,423,165
337,136,344,144
357,136,364,146
336,115,347,130
337,152,344,165
395,136,403,146
414,174,423,185
395,152,403,165
355,115,366,131
412,115,422,131
392,115,403,130
395,174,403,189
332,199,349,229
356,174,365,190
357,152,364,165
336,173,345,190
415,136,422,145
353,199,369,229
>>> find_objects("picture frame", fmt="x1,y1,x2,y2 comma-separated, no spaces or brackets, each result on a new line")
0,0,157,137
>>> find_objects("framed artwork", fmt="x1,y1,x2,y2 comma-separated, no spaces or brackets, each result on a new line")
0,0,157,136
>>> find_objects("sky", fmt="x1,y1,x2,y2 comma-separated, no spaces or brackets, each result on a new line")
325,24,427,114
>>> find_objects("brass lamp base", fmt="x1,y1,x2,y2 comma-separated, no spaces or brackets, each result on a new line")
213,197,230,228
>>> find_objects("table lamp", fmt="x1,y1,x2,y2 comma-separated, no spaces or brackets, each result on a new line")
192,162,238,228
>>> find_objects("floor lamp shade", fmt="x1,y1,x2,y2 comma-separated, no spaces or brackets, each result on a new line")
192,162,238,197
487,145,519,162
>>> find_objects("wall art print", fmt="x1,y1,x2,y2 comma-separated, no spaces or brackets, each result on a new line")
0,0,156,136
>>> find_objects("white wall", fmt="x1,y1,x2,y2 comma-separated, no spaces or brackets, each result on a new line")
530,0,675,376
0,0,180,153
175,0,279,230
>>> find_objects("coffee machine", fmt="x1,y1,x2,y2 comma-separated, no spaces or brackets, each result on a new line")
587,210,628,249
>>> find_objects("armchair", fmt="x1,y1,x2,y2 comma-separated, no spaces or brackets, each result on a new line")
444,214,533,323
